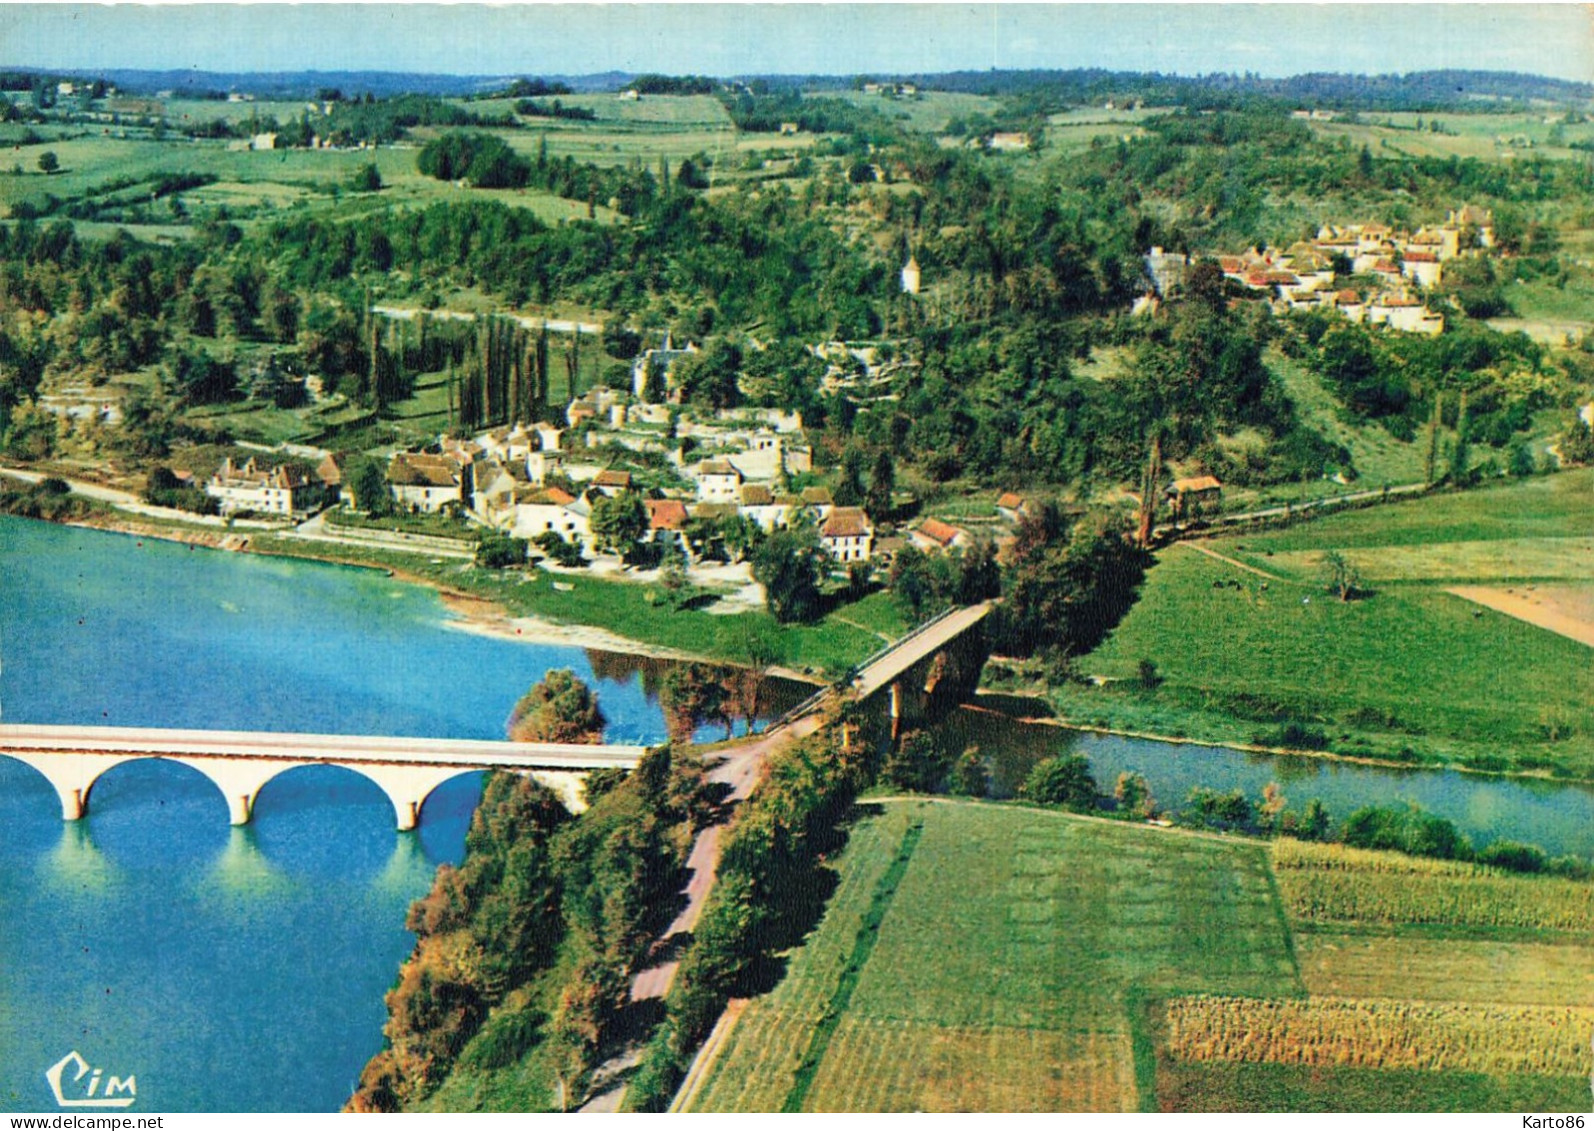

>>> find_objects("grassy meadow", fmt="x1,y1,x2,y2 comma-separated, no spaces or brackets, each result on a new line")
681,801,1594,1112
685,801,1299,1112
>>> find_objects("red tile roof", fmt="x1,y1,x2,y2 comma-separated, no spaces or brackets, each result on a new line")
645,498,689,530
1170,475,1222,493
997,492,1025,510
916,518,965,547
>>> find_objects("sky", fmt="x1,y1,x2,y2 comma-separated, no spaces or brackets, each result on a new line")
0,3,1590,83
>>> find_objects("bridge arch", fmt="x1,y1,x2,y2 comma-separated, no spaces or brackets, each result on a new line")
0,750,69,815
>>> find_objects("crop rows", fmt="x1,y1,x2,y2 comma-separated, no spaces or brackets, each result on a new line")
801,1017,1135,1113
1165,995,1594,1077
1273,841,1594,932
1296,933,1594,1006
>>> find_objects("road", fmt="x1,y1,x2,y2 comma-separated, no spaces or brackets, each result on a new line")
1158,481,1429,539
629,712,823,1003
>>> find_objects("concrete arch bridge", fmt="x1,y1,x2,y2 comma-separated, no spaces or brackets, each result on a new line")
0,725,647,830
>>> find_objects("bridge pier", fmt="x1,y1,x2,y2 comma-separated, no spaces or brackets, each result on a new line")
5,752,129,822
170,757,306,827
2,726,641,831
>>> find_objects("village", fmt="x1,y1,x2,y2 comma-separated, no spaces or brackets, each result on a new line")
1142,203,1500,334
185,202,1512,587
194,333,1037,594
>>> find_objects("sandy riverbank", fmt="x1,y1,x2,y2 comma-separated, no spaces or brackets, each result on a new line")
21,505,821,681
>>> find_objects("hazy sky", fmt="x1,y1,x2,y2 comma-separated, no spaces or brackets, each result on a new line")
1,3,1590,82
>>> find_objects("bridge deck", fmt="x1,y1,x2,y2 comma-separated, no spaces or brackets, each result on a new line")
0,724,647,770
851,603,991,700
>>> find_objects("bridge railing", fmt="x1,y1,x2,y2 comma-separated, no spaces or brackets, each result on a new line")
771,603,985,730
849,603,967,680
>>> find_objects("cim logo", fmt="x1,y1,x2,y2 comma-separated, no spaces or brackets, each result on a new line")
45,1050,136,1108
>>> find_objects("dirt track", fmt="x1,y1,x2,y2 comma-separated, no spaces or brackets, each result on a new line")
1447,585,1594,649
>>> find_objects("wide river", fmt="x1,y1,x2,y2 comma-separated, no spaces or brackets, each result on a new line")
2,515,1591,1111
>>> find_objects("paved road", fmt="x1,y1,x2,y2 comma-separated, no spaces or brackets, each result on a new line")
851,602,992,701
629,712,823,1003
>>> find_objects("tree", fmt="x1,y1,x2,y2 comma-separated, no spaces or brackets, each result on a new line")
882,730,951,793
1020,753,1097,811
348,456,392,515
1000,505,1148,658
506,669,606,743
655,539,691,609
588,490,647,557
1321,549,1361,601
352,163,383,192
833,446,866,506
36,151,57,175
865,448,895,520
951,747,989,798
1114,771,1154,819
476,531,528,569
752,526,824,623
1561,416,1594,467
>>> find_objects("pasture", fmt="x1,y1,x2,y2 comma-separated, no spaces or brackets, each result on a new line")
685,801,1298,1112
1068,469,1594,778
1310,110,1594,164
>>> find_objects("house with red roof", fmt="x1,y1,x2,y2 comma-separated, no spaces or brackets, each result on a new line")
908,517,973,554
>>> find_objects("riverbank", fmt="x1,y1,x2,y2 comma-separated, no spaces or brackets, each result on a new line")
970,687,1594,788
6,498,852,679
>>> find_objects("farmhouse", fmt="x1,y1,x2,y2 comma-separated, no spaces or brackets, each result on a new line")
206,457,319,517
820,507,875,563
909,517,972,554
387,453,464,513
1165,475,1222,519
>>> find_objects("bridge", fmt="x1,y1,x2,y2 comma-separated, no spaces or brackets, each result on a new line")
0,724,648,830
777,602,994,740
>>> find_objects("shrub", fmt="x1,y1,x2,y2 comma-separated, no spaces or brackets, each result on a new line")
1474,840,1547,874
1020,753,1098,811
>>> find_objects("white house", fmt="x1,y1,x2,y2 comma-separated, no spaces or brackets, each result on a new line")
695,459,743,504
506,486,589,548
206,457,320,517
820,507,875,563
738,484,794,533
388,453,463,513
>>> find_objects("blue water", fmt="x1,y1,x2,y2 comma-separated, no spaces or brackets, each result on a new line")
943,703,1594,859
0,515,745,1112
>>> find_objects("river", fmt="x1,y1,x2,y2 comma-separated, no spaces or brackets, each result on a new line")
0,515,796,1111
2,515,1591,1111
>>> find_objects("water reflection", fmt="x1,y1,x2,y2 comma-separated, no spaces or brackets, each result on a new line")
205,827,290,905
45,821,116,895
936,704,1594,858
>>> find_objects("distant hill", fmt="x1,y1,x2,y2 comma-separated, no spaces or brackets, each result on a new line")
72,68,631,99
5,65,1590,111
880,68,1594,111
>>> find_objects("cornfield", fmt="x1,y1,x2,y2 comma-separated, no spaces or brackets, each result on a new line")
1165,995,1594,1078
1273,840,1594,932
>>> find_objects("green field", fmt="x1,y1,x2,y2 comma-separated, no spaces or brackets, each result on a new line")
683,802,1594,1112
1054,469,1594,778
686,801,1298,1112
244,532,888,676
